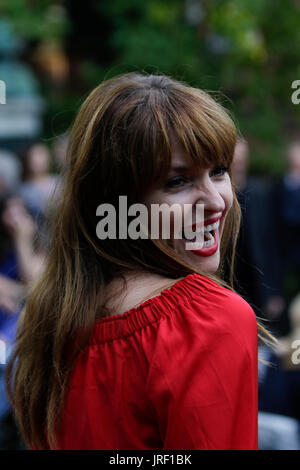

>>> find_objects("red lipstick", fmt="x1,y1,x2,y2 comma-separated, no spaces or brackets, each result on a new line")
190,229,219,257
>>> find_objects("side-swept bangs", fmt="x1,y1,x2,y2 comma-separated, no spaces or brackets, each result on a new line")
83,74,237,201
109,75,237,195
165,87,237,173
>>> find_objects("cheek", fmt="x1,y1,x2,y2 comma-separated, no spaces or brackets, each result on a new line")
221,179,233,212
143,188,162,207
226,187,234,210
142,190,186,239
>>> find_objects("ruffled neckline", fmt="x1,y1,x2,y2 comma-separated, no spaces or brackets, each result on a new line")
88,273,224,345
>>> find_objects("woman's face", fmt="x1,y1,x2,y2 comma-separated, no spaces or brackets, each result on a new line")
143,139,233,274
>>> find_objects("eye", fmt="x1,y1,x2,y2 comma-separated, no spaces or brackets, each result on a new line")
164,176,191,189
210,165,229,177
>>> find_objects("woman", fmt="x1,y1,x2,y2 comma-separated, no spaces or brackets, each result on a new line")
19,142,58,225
6,73,272,450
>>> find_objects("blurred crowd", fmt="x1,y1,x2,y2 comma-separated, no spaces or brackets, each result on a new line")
0,135,300,449
230,138,300,450
0,135,67,448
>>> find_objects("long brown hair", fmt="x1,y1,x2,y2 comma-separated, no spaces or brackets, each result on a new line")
6,72,273,449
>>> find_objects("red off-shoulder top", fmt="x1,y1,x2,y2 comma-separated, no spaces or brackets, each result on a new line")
58,273,258,450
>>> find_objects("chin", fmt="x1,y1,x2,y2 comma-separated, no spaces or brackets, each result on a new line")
193,257,220,274
178,250,220,274
196,262,219,274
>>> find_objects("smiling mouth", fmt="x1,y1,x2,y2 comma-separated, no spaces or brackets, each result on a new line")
180,217,222,256
189,228,219,256
182,220,220,244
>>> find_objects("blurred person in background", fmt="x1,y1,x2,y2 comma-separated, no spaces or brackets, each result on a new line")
0,148,47,447
0,195,46,449
230,138,285,330
258,292,300,450
269,141,300,335
1,197,46,285
18,142,59,224
0,150,21,196
0,150,23,324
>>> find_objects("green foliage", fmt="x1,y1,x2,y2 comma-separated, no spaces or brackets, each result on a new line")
97,0,202,83
96,0,300,175
1,0,300,175
0,0,69,41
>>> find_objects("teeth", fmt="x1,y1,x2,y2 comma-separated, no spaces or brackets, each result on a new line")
205,231,214,241
203,232,214,247
204,220,219,232
183,231,203,240
180,220,220,242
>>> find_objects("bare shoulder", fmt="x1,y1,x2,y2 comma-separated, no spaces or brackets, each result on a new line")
104,271,180,317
